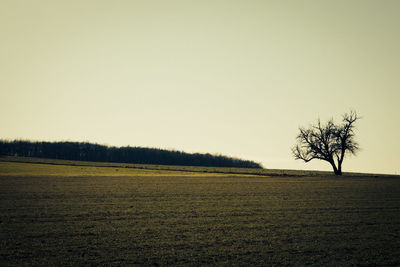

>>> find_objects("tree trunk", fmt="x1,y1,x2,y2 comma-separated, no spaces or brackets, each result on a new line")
337,161,342,175
330,161,341,175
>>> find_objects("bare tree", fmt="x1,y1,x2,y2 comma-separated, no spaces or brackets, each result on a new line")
292,111,360,175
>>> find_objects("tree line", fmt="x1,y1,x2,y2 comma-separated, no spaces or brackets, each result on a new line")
0,140,262,168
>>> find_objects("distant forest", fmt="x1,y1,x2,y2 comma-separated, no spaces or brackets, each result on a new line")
0,140,262,168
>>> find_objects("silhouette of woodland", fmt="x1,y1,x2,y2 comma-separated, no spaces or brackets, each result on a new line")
0,140,262,168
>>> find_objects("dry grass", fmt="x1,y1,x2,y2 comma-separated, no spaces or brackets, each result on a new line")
2,156,391,177
0,161,235,177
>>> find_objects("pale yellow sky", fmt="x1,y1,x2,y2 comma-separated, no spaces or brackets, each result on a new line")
1,0,399,174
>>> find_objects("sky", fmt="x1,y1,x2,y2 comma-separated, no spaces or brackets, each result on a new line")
1,0,399,174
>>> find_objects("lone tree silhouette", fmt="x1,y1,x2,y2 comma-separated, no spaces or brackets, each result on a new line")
292,111,360,175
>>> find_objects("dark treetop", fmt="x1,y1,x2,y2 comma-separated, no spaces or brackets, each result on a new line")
0,140,262,168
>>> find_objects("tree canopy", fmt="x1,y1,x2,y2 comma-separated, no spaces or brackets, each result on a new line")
292,111,360,175
0,140,262,169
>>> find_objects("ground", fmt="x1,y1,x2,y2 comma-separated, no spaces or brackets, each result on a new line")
1,158,399,266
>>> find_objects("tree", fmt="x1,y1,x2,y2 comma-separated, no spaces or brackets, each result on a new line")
292,111,360,175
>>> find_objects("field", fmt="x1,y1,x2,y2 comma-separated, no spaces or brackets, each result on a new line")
1,157,399,266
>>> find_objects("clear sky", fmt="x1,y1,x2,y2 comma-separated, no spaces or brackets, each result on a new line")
1,0,399,174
